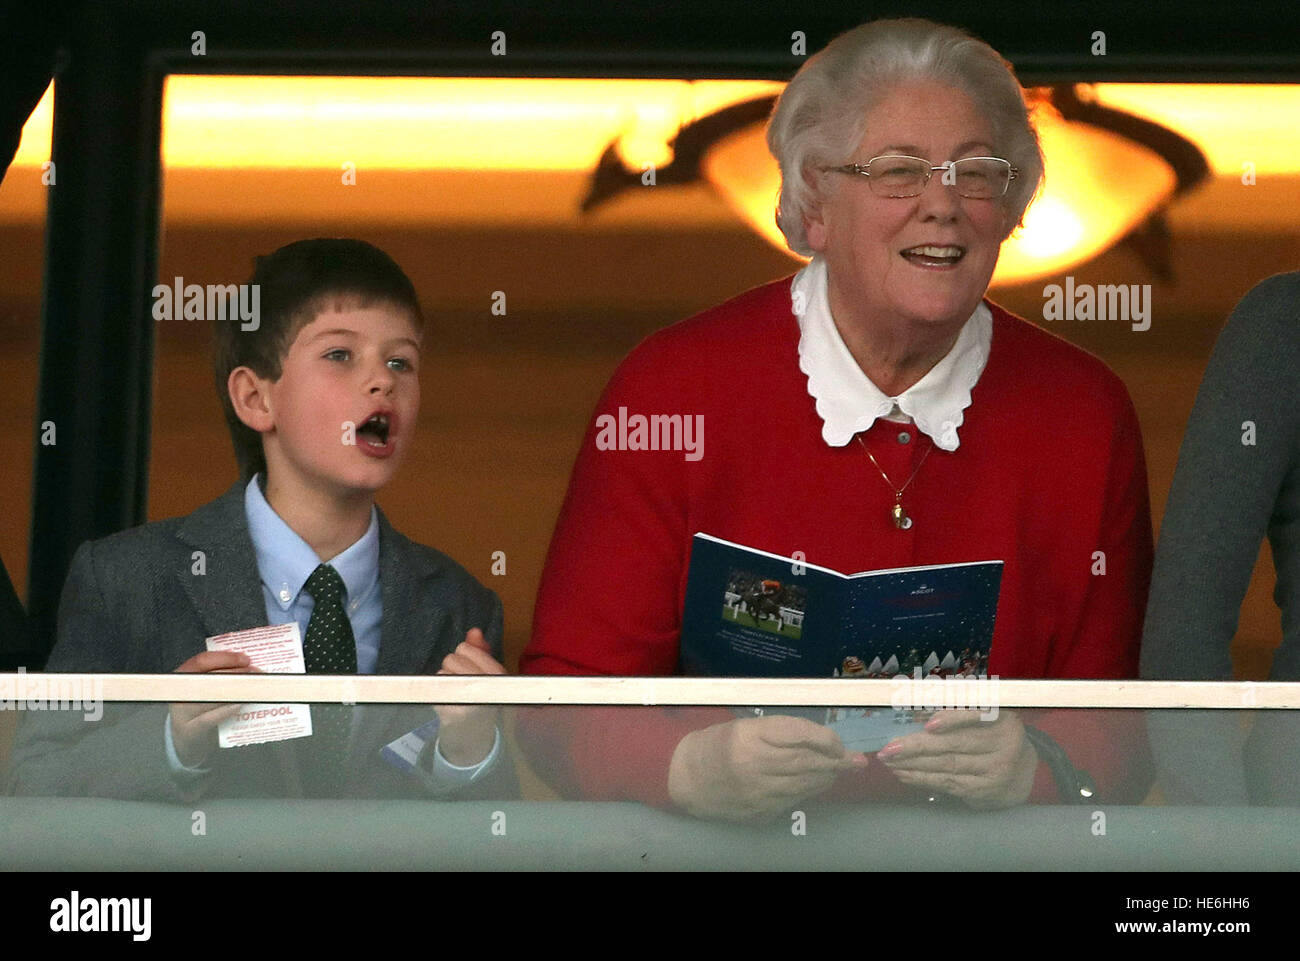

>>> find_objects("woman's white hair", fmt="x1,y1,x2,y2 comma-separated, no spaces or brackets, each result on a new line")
767,18,1044,256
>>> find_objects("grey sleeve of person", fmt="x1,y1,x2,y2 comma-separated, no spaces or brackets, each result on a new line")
7,541,194,801
1141,271,1300,803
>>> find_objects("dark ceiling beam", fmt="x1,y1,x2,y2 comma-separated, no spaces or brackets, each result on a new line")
85,1,1300,80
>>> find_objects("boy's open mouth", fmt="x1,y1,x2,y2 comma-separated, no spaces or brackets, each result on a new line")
357,412,391,447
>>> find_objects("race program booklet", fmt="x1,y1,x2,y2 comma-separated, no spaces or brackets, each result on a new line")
680,533,1003,752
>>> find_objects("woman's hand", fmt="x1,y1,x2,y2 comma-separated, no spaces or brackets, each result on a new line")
876,708,1039,809
433,628,506,767
667,714,868,821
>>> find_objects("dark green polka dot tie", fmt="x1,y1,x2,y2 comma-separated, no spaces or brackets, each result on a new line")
301,564,358,795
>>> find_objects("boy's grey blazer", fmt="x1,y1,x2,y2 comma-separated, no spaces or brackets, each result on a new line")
6,482,517,801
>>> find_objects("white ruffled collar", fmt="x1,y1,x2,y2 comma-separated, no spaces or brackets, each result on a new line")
792,256,991,451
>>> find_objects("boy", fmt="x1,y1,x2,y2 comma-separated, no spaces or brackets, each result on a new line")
8,238,514,801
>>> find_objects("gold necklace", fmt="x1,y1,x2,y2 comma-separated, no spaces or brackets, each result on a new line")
855,433,933,530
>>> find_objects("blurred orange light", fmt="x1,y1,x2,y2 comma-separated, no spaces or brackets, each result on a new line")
8,78,1298,280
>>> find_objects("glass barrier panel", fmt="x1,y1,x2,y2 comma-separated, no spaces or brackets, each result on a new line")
2,693,1298,870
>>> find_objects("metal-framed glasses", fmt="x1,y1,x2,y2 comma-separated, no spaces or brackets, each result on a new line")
824,155,1019,199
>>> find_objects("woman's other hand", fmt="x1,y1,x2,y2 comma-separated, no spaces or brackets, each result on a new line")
877,708,1038,809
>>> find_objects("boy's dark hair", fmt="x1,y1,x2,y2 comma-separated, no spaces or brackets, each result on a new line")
213,238,424,482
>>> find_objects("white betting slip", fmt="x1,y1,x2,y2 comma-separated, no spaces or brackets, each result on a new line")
204,623,313,748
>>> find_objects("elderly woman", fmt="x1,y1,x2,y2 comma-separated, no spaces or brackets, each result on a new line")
521,18,1153,819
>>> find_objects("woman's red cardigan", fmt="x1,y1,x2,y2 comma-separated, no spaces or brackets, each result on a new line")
520,277,1154,808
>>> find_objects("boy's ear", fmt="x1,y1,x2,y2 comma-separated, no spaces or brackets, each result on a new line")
227,366,274,433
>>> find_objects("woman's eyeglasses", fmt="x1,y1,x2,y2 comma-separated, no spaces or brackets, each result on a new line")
823,155,1018,199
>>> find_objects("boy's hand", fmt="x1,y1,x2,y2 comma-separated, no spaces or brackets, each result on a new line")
169,651,261,768
433,628,506,767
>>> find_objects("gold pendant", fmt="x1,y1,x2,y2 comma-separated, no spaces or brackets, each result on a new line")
893,501,913,530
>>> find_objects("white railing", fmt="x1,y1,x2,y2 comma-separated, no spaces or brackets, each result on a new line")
0,673,1297,708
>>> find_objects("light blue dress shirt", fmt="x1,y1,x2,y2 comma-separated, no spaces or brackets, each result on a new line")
164,474,500,784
